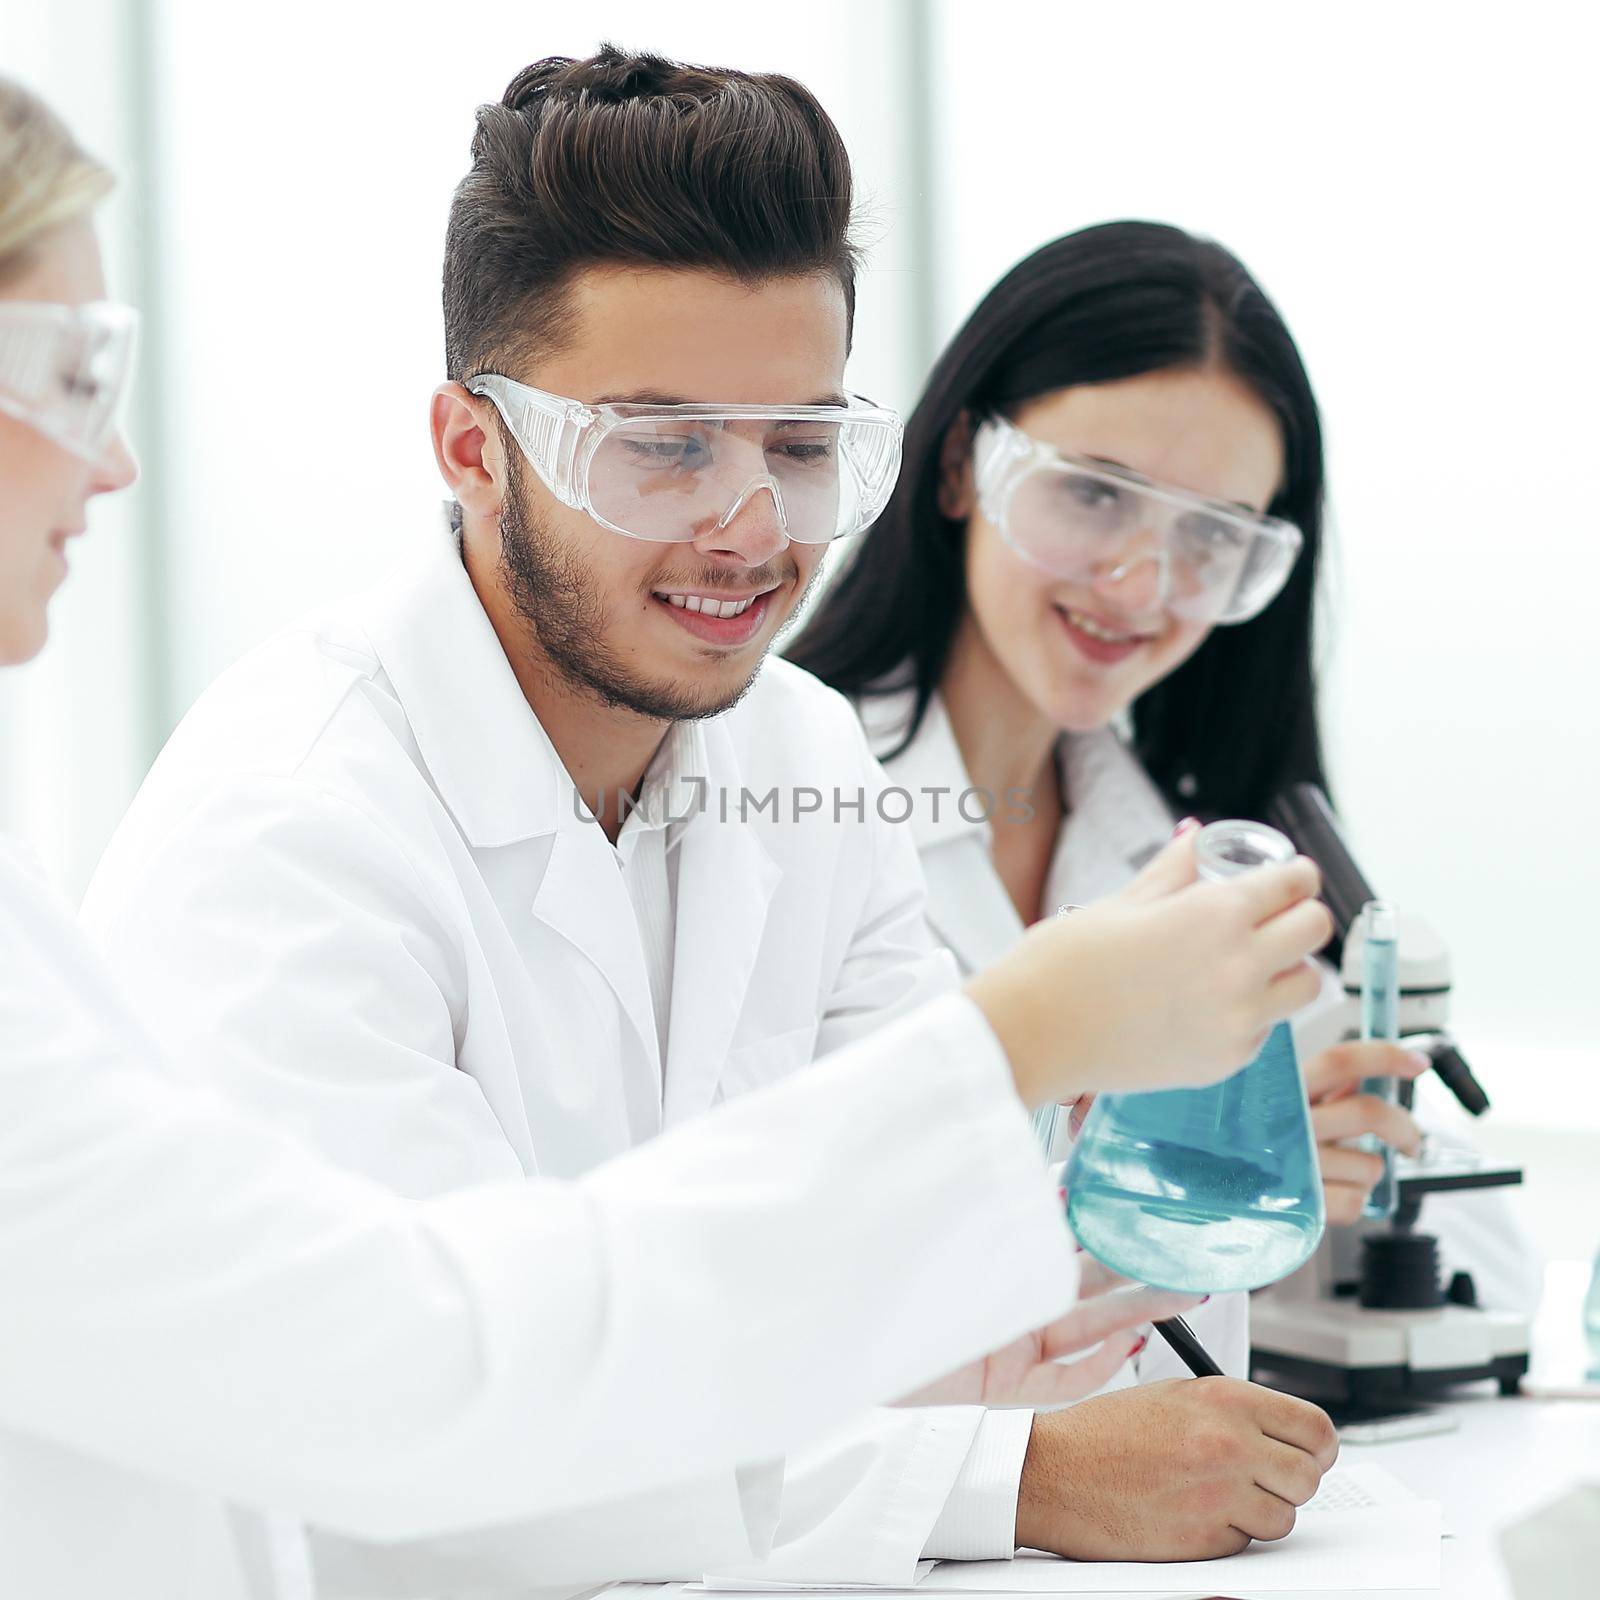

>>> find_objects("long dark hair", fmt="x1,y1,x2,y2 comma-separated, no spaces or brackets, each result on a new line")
789,220,1330,821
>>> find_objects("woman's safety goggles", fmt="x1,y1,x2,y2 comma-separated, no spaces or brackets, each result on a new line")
466,374,903,545
972,415,1302,625
0,301,139,462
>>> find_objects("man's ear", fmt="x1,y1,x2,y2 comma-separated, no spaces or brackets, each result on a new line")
937,410,977,521
431,383,504,522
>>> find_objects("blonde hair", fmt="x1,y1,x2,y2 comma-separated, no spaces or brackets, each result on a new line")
0,76,113,284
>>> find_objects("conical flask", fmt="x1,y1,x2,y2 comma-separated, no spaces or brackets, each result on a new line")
1063,820,1326,1293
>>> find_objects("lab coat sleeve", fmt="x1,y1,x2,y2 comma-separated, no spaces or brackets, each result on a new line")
703,1408,1010,1587
922,1408,1034,1559
79,772,1008,1589
323,1408,1011,1593
82,776,520,1194
2,842,1082,1545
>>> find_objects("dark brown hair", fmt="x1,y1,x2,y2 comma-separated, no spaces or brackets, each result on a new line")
443,45,858,380
791,222,1329,823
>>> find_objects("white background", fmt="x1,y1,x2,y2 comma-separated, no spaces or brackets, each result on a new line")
3,1,1595,1246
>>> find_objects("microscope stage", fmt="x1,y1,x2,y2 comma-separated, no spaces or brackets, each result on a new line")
1251,1298,1531,1403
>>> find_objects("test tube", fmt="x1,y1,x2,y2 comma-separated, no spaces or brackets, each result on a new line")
1031,1102,1064,1153
1358,899,1401,1221
1032,902,1080,1158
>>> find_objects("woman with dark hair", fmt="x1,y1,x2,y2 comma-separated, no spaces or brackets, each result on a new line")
795,220,1331,831
794,221,1534,1560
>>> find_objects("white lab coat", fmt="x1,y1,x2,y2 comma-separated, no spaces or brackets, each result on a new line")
82,532,1040,1595
862,685,1538,1320
1,832,1079,1600
861,687,1252,1385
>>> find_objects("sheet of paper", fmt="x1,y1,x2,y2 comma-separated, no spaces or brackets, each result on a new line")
1296,1462,1421,1513
917,1504,1439,1592
683,1467,1438,1596
696,1565,937,1592
917,1467,1436,1594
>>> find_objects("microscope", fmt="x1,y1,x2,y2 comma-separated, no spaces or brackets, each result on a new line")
1245,786,1532,1406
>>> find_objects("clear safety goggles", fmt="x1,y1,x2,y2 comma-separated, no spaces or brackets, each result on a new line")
0,301,139,462
973,416,1303,625
466,374,903,545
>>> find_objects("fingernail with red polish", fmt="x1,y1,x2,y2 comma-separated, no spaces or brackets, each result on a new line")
1201,1295,1211,1304
1132,1335,1147,1355
1172,816,1199,837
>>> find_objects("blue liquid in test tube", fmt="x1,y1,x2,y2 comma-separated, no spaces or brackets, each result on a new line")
1358,899,1401,1221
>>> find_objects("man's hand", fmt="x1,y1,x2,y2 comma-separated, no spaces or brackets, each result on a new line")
1014,1378,1339,1560
969,831,1332,1109
899,1259,1198,1408
1305,1042,1428,1224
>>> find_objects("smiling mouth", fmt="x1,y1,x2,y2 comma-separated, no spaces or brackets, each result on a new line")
654,590,764,619
1055,605,1159,645
649,582,785,649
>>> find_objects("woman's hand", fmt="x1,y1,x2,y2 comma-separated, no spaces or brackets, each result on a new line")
1058,1042,1429,1225
1305,1041,1430,1224
897,1258,1199,1408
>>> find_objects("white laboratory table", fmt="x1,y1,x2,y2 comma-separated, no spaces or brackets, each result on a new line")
1325,1256,1599,1597
611,1269,1598,1600
1339,1388,1597,1598
610,1394,1596,1600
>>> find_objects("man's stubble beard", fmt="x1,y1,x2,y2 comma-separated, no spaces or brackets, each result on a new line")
496,450,814,724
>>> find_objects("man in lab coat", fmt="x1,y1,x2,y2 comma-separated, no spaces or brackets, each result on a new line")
82,46,1338,1595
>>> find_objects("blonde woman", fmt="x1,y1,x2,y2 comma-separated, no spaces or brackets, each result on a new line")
0,79,1335,1600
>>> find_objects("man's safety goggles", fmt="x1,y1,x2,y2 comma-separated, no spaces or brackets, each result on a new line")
973,415,1302,625
466,374,903,546
0,301,139,463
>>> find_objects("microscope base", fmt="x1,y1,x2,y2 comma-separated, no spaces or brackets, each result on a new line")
1249,1298,1531,1404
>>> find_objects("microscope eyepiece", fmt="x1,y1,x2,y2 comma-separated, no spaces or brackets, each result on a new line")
1267,783,1493,1119
1423,1036,1491,1116
1265,784,1377,966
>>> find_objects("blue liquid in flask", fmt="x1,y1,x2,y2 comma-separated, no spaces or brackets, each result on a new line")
1064,820,1326,1293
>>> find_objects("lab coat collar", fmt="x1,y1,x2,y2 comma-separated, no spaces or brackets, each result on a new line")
615,718,711,856
864,683,1026,972
365,528,784,1116
862,676,1175,892
1050,724,1176,909
359,526,572,849
865,676,1176,973
857,685,991,854
359,528,684,1106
